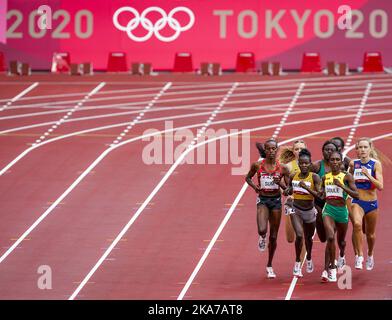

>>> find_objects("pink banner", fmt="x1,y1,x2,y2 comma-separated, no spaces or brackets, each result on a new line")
1,0,391,70
0,0,7,43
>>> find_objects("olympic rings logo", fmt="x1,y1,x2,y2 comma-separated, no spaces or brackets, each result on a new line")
113,6,195,42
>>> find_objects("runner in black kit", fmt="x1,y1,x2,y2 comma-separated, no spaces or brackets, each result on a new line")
246,138,290,278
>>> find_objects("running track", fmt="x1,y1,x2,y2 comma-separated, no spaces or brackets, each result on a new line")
0,73,391,300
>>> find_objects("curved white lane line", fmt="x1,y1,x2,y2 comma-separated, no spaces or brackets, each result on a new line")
2,102,392,177
284,131,392,301
9,83,392,112
177,128,392,301
4,81,392,109
70,117,391,300
5,86,392,114
285,82,372,300
69,82,304,300
2,86,392,123
0,86,163,104
0,101,390,271
2,97,392,136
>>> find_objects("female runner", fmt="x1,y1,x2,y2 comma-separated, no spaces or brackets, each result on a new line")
311,140,339,243
320,151,359,282
246,138,290,278
349,138,383,270
279,140,307,245
284,149,322,277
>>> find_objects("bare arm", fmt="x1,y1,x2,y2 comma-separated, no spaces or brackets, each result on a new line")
344,156,351,171
275,163,290,190
245,162,261,193
320,176,326,200
348,160,354,175
336,173,359,199
283,173,295,196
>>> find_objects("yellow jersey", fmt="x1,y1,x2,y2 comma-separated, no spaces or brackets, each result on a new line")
325,172,347,200
289,159,300,175
292,172,314,201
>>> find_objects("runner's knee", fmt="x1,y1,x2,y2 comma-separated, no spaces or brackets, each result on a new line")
326,234,335,243
353,221,362,232
366,233,376,241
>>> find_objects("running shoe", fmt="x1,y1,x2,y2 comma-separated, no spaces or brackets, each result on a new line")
293,261,303,278
306,259,314,273
355,255,364,270
337,255,346,270
258,235,267,252
366,256,374,270
266,267,276,279
321,270,329,282
328,268,337,282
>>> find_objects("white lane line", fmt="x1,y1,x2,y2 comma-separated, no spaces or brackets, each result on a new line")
1,103,392,178
9,85,389,112
0,86,162,104
177,83,303,300
345,83,372,148
178,123,392,301
190,82,239,146
10,83,40,102
4,87,392,122
344,133,392,155
177,183,248,300
0,83,39,112
4,82,392,108
32,82,105,146
110,82,172,147
69,118,391,300
6,81,392,113
67,83,240,300
272,82,305,138
285,131,392,300
0,113,390,264
2,87,392,176
1,97,391,136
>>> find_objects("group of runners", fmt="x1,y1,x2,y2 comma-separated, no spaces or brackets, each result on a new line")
245,137,384,282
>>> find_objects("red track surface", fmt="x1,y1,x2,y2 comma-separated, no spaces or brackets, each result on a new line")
0,73,391,300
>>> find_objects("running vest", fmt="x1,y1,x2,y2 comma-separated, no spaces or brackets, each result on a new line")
325,172,347,200
292,172,314,201
257,159,282,193
317,160,326,178
288,159,300,175
353,159,376,190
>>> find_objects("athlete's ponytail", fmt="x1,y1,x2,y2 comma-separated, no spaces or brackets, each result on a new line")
255,142,266,158
279,140,306,164
279,146,295,164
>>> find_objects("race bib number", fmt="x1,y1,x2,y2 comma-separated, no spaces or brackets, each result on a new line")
325,185,344,199
292,180,311,195
353,167,371,182
260,174,279,191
